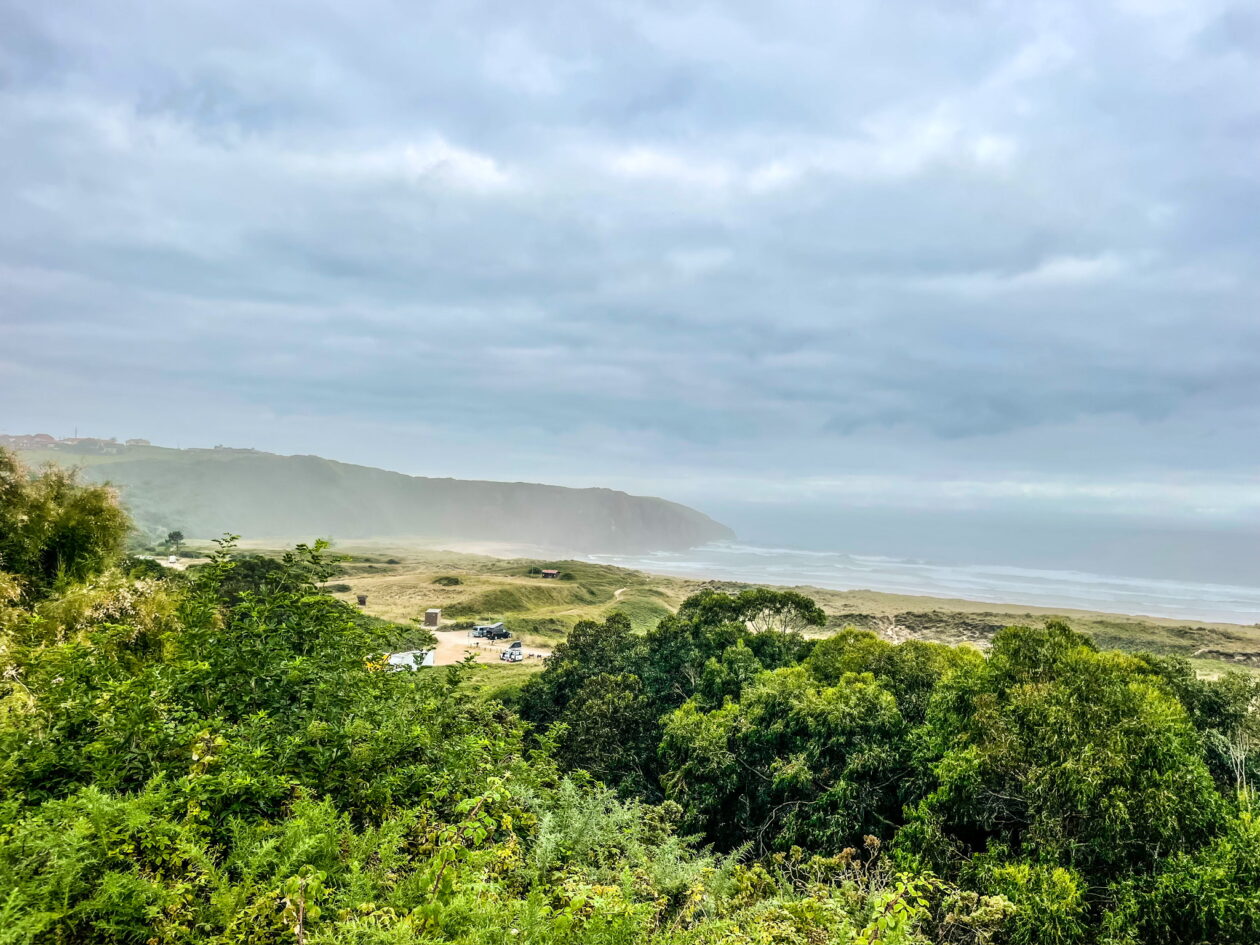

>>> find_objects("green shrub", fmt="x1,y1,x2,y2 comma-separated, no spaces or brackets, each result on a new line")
121,555,172,581
0,449,129,600
513,616,572,637
977,861,1088,945
1103,809,1260,944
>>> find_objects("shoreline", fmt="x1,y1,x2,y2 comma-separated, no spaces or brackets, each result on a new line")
588,544,1260,628
216,536,1260,633
621,561,1260,630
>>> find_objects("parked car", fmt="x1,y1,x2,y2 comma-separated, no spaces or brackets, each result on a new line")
472,621,506,638
500,643,523,662
484,627,511,641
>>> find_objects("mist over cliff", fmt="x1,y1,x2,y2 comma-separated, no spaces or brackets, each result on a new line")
21,444,733,553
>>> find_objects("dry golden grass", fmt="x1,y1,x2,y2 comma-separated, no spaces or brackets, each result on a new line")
195,540,1260,670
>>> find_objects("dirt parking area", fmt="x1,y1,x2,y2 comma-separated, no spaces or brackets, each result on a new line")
430,629,551,666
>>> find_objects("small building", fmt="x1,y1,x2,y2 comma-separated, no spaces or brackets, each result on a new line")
424,608,441,627
0,433,57,449
386,650,435,671
540,569,560,579
62,437,121,454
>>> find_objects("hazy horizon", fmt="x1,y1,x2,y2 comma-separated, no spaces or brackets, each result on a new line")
7,432,1257,589
4,1,1259,590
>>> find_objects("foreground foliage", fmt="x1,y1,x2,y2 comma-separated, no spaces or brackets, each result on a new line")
1,449,1258,943
520,584,1260,943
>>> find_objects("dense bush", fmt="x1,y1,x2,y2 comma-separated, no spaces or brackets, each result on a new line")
522,602,1260,942
1,447,1257,944
0,451,129,600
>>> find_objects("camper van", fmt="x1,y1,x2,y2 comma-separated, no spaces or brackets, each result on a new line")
500,641,524,662
473,622,510,640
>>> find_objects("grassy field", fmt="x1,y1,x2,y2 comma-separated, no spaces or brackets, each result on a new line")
185,540,1260,679
323,552,687,642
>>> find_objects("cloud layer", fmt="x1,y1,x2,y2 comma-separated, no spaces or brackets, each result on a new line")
2,0,1258,526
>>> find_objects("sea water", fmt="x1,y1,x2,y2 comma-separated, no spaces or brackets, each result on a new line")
590,542,1260,625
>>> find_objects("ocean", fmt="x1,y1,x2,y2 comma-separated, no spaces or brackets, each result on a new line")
589,542,1260,625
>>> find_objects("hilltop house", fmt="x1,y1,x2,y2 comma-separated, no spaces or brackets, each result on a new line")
541,569,560,579
62,437,122,454
0,433,56,449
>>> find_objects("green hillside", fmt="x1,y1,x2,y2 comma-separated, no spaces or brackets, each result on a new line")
17,444,733,553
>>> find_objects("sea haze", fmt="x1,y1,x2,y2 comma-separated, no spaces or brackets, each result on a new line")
591,542,1260,625
591,502,1260,625
692,503,1260,586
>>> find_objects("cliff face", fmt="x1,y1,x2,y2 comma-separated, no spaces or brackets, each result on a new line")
38,447,733,553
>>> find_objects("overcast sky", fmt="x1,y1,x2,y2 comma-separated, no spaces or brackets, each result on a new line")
2,0,1259,535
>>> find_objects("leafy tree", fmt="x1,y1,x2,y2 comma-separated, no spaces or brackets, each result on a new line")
551,673,660,796
520,613,644,727
661,667,908,853
808,631,977,724
678,587,826,634
523,594,815,799
806,628,896,682
0,448,129,599
121,553,180,582
161,529,185,553
976,861,1088,945
900,622,1224,881
696,639,765,708
638,595,810,712
1137,654,1260,793
1103,808,1260,944
638,613,740,707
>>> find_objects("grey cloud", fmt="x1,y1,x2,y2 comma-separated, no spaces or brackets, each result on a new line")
1,0,1259,522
